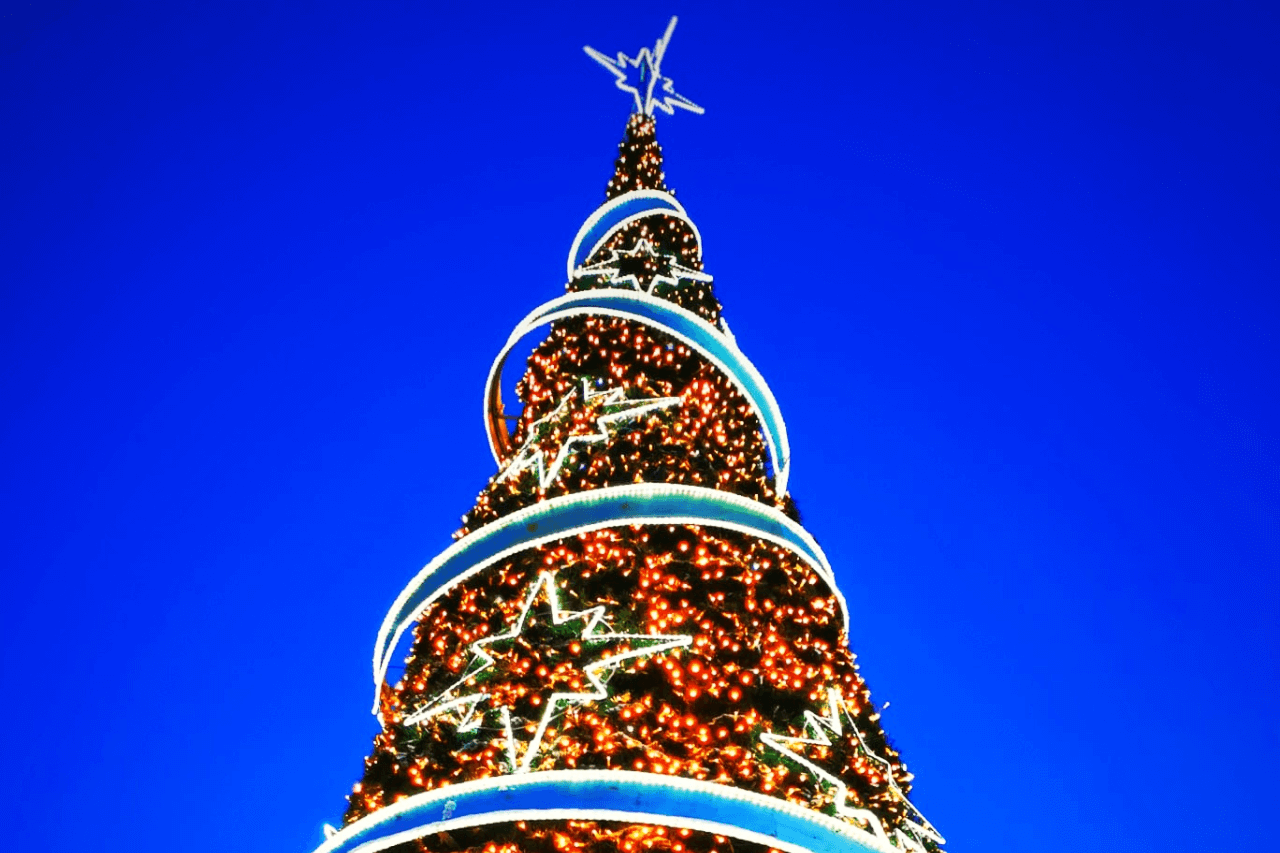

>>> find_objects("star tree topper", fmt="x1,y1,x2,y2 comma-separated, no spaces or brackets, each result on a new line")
584,16,704,116
760,688,945,851
405,571,690,774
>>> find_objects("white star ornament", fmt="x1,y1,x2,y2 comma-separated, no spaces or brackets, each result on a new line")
584,16,704,116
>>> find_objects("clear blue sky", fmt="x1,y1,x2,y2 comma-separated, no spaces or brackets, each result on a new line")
2,2,1276,851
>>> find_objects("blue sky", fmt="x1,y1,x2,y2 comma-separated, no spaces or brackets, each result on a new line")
1,2,1276,851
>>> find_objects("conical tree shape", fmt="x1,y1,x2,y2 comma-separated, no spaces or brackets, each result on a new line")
338,116,940,853
606,113,669,199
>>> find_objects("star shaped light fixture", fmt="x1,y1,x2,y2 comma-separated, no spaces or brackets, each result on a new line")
760,688,945,851
497,378,683,491
404,572,690,774
573,238,713,295
584,16,704,116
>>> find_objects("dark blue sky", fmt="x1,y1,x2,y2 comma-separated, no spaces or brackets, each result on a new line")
2,2,1276,851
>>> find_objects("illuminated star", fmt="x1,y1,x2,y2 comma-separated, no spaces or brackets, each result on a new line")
573,238,713,295
405,571,690,773
498,379,683,491
584,16,704,116
760,688,945,851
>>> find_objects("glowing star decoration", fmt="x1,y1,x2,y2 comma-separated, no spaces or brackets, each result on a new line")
573,238,713,295
760,688,945,852
584,17,704,116
404,572,690,774
497,379,683,491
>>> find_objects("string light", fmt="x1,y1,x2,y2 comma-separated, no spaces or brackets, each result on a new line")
410,820,784,853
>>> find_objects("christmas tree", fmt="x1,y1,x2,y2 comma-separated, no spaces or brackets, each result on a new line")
314,19,942,853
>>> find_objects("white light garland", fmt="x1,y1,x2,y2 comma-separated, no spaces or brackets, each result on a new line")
760,688,945,851
483,289,791,493
314,769,896,853
497,379,683,491
370,482,849,712
584,17,704,117
566,189,702,282
403,571,690,774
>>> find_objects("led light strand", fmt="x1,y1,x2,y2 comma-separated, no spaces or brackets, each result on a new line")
317,770,896,853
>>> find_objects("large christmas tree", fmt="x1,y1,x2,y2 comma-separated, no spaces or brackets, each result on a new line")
313,19,942,853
